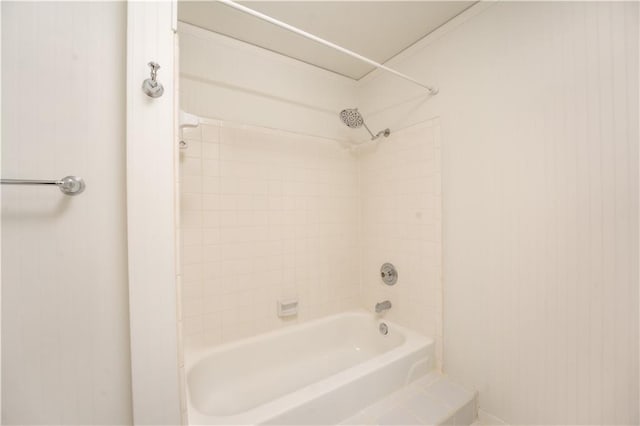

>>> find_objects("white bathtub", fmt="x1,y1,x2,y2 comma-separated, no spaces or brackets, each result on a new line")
186,310,434,425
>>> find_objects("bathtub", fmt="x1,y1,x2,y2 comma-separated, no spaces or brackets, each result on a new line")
186,310,434,425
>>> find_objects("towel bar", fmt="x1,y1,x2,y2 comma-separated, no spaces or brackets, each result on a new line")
1,176,85,195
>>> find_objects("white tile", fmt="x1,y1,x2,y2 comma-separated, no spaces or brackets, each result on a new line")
180,157,202,176
201,124,220,143
183,316,203,336
203,159,220,177
202,142,220,158
182,229,203,246
181,175,202,193
202,177,220,194
181,245,202,265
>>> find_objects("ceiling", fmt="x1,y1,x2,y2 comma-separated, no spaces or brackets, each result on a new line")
178,1,475,80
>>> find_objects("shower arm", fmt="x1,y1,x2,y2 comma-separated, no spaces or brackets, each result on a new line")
361,122,376,140
217,0,439,95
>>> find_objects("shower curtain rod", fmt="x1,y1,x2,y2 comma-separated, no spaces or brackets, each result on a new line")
216,0,439,95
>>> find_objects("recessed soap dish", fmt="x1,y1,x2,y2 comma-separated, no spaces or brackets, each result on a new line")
277,299,298,317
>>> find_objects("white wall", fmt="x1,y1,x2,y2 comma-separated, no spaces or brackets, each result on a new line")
1,2,132,424
179,119,360,347
126,2,182,424
179,23,357,142
359,2,639,424
358,119,442,368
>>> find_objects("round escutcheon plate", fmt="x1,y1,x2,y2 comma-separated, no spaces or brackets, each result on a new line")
380,263,398,286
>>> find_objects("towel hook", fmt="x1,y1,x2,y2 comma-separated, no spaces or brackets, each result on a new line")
142,62,164,98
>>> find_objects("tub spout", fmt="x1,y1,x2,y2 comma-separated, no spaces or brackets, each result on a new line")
375,300,392,313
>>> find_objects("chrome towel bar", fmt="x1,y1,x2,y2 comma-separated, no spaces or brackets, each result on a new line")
1,175,85,196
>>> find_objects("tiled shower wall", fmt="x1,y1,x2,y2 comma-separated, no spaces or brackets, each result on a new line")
359,120,443,368
179,119,360,347
178,116,443,369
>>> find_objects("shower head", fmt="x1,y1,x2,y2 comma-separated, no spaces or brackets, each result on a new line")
339,108,364,129
339,108,390,141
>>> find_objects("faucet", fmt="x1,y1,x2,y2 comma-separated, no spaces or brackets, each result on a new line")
375,300,392,313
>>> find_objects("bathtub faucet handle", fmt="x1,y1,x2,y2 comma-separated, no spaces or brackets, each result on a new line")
375,300,392,313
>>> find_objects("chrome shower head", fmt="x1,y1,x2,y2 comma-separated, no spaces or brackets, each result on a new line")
339,108,390,141
339,108,364,129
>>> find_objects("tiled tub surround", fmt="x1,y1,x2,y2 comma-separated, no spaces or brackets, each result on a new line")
185,311,434,425
179,117,443,357
179,119,360,347
359,120,443,367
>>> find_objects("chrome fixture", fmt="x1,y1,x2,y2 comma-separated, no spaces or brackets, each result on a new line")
380,263,398,286
340,108,390,141
1,175,85,196
375,300,392,313
142,62,164,98
379,322,389,335
217,0,438,95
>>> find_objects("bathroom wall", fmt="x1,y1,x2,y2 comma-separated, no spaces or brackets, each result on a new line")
179,119,360,347
359,2,639,424
179,23,357,142
358,120,442,368
1,2,133,424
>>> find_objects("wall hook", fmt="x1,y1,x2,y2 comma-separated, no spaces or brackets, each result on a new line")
142,62,164,98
